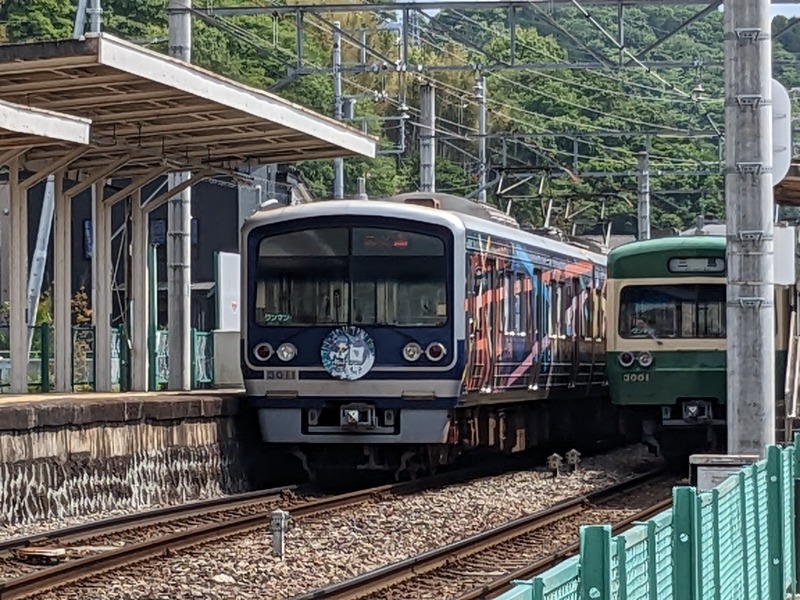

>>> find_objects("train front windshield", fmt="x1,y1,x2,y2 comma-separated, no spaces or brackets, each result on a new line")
619,284,726,339
254,226,448,327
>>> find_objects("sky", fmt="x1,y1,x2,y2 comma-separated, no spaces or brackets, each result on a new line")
775,5,800,17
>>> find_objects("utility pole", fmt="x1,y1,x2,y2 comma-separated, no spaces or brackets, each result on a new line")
332,21,345,199
88,0,102,34
724,0,775,456
167,0,193,391
636,151,651,240
475,76,487,203
419,82,436,193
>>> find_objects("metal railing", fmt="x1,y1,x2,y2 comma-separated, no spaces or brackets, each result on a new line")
497,442,797,600
0,325,215,393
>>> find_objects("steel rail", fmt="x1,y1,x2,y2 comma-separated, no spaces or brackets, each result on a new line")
290,469,670,600
0,459,547,600
455,497,673,600
0,485,299,556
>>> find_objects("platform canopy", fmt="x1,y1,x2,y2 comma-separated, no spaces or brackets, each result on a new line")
0,99,92,154
0,33,376,179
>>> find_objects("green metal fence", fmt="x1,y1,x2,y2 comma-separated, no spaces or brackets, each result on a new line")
498,443,797,600
0,324,214,393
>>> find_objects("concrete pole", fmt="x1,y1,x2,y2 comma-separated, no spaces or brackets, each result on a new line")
167,0,193,391
475,76,487,203
53,174,72,392
332,21,344,199
636,151,651,241
419,83,436,193
724,0,775,456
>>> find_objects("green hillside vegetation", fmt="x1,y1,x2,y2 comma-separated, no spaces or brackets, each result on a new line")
1,1,797,234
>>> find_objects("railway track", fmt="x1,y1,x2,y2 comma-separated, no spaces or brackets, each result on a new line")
0,460,550,600
290,470,676,600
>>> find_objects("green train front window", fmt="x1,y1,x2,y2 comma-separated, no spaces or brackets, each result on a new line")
619,284,726,339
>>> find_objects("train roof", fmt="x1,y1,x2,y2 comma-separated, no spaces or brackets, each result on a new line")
243,197,606,266
608,235,725,279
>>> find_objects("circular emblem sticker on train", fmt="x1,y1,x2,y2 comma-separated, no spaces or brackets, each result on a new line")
320,326,376,381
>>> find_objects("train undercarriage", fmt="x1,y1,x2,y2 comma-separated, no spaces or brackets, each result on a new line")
636,400,726,465
266,393,642,484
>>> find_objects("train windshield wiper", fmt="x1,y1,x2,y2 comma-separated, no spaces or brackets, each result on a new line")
646,329,664,346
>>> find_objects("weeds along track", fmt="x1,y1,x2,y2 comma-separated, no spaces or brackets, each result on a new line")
291,470,676,600
0,462,536,600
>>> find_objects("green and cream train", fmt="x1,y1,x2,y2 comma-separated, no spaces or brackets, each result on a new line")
606,232,797,459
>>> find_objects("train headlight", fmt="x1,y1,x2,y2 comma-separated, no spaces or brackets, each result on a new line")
403,342,423,362
426,342,447,362
254,343,274,361
277,343,297,362
618,352,635,368
637,352,654,368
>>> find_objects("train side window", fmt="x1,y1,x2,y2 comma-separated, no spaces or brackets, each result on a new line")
532,268,542,338
516,273,530,336
502,270,512,333
592,288,603,338
581,278,592,340
552,280,563,336
563,278,574,337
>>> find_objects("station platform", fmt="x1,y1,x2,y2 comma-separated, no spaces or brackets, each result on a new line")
0,388,246,431
0,389,275,531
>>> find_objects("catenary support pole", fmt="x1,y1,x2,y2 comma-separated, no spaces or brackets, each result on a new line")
53,174,72,392
332,21,345,199
636,151,651,240
475,76,487,203
8,157,28,394
167,0,193,390
724,0,775,456
419,82,436,193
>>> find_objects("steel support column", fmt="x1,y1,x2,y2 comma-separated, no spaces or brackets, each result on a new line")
8,157,27,394
0,181,9,306
130,190,149,391
53,173,72,392
91,182,113,392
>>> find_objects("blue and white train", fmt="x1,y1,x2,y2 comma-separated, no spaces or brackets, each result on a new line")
241,193,620,480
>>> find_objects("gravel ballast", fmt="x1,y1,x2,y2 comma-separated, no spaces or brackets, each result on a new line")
30,444,660,600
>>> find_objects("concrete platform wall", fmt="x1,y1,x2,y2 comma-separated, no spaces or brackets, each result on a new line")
0,394,270,527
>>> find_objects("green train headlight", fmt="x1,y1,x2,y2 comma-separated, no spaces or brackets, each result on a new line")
637,352,654,368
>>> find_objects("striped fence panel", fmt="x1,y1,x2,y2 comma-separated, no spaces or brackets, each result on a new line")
498,442,797,600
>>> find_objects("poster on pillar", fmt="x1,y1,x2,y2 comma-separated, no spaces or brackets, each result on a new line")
215,252,240,332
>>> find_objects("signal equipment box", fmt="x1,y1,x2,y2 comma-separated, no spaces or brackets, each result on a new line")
689,454,759,492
